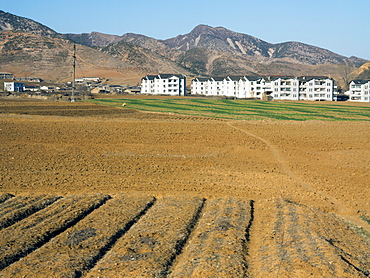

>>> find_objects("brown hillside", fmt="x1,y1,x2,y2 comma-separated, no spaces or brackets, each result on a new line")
0,31,146,84
351,61,370,80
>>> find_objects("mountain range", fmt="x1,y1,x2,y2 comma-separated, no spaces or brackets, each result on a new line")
0,10,369,86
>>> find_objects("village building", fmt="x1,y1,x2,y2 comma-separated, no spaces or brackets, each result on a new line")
4,82,25,92
140,74,186,96
191,75,335,101
124,86,141,94
74,77,100,84
0,72,14,80
24,85,40,92
15,77,43,82
108,85,124,94
347,80,370,102
40,86,60,92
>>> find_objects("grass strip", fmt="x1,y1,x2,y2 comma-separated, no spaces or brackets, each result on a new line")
168,197,253,277
88,98,370,121
86,195,205,277
0,194,109,270
0,193,155,277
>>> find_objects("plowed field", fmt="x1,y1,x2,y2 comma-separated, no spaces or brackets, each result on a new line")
0,98,369,277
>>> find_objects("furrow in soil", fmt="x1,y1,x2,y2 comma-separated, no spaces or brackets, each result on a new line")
85,195,205,278
0,193,14,204
248,199,370,277
168,197,253,278
0,194,61,230
0,193,155,277
0,193,109,270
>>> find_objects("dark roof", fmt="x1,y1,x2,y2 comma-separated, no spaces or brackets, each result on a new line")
270,76,296,81
142,74,186,81
298,76,330,81
350,79,370,84
192,77,209,82
228,76,244,81
244,76,262,81
211,76,226,81
190,75,335,83
142,75,157,81
157,74,185,79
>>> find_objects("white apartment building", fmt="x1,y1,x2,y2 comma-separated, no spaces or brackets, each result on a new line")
141,74,186,96
298,76,334,101
205,76,237,97
241,76,268,99
191,75,335,101
191,77,209,95
270,77,300,100
348,80,370,102
192,76,266,98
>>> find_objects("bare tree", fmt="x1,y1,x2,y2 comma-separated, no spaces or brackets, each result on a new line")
339,60,353,91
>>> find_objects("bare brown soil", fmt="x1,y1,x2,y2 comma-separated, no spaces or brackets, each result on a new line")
0,99,369,277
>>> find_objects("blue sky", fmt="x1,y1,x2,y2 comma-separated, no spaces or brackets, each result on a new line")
1,0,370,60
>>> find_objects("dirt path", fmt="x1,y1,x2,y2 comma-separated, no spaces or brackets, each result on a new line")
226,121,370,233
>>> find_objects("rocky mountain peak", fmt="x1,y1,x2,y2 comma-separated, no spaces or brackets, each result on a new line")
64,31,123,47
0,10,61,38
162,24,271,56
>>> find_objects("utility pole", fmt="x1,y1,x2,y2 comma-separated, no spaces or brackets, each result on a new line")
71,44,76,102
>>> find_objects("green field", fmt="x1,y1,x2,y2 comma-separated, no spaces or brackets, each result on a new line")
88,98,370,121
